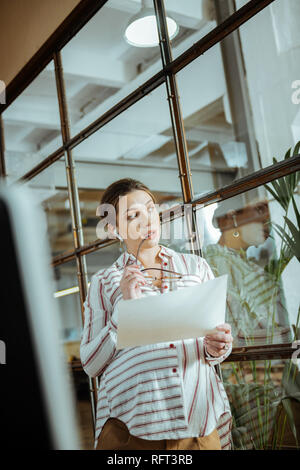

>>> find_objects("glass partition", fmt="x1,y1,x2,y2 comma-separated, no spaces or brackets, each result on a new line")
24,158,73,256
73,84,183,244
176,0,300,197
2,61,62,182
176,42,244,196
53,259,83,347
159,206,196,253
53,259,94,450
167,0,251,60
195,171,300,347
86,243,122,279
62,0,162,136
221,358,300,449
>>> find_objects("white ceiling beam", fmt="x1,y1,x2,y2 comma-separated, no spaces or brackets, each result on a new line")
61,53,135,89
185,126,234,144
49,160,233,197
4,124,36,143
3,102,61,130
5,142,38,153
122,135,171,160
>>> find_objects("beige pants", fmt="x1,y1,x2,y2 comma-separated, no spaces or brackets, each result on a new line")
96,417,222,450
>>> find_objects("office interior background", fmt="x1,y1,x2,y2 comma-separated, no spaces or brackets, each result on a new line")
0,0,300,449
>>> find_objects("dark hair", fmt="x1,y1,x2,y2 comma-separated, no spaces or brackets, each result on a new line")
99,178,157,229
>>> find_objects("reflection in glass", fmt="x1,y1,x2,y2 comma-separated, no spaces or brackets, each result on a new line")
176,46,243,196
221,358,300,449
176,0,300,196
2,61,62,181
166,0,246,60
237,0,300,162
195,170,300,347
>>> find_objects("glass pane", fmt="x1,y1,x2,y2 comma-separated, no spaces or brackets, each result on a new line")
2,61,62,182
236,0,300,163
86,243,122,280
23,158,73,256
221,358,300,449
53,259,94,449
167,0,250,60
176,0,300,197
160,206,196,253
195,171,300,347
71,84,183,244
62,0,162,136
53,259,82,346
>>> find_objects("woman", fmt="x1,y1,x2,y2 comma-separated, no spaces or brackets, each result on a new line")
80,178,233,451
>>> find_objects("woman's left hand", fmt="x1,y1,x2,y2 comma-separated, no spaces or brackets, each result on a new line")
204,323,233,357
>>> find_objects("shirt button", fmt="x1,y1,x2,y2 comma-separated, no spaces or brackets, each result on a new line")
164,262,168,266
169,343,175,348
172,368,177,373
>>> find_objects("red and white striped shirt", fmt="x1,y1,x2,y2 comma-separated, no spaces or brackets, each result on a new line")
80,244,233,450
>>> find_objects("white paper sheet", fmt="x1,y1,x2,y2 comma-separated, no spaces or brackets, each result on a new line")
116,274,228,349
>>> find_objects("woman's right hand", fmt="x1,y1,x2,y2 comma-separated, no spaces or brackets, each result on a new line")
120,264,147,300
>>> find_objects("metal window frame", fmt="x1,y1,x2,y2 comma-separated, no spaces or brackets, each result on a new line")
0,0,298,434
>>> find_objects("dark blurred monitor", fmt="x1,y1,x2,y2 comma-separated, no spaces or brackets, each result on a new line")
0,183,80,449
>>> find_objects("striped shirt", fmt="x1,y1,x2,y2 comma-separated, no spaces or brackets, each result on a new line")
80,244,233,450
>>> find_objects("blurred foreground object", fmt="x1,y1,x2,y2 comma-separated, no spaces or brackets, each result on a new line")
0,182,80,449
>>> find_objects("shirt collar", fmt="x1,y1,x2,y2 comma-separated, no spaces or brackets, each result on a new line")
115,244,174,270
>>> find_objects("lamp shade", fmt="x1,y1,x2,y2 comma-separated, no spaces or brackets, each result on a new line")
124,2,179,48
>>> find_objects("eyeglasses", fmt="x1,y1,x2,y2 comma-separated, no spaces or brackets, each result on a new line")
143,273,202,294
126,237,203,292
126,237,181,280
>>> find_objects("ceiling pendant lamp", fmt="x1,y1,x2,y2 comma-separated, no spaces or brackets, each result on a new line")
124,0,179,47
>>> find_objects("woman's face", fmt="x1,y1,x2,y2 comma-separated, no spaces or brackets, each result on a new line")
115,190,160,249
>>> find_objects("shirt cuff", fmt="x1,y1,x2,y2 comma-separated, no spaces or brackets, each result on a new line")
204,342,232,365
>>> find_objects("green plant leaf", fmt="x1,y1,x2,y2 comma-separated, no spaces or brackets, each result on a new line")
291,196,300,230
292,141,300,157
265,142,300,212
265,184,285,208
287,172,296,195
281,398,299,447
268,179,290,211
284,217,300,247
284,147,292,160
273,223,294,252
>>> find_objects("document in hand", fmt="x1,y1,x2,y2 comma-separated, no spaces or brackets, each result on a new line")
116,274,228,349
